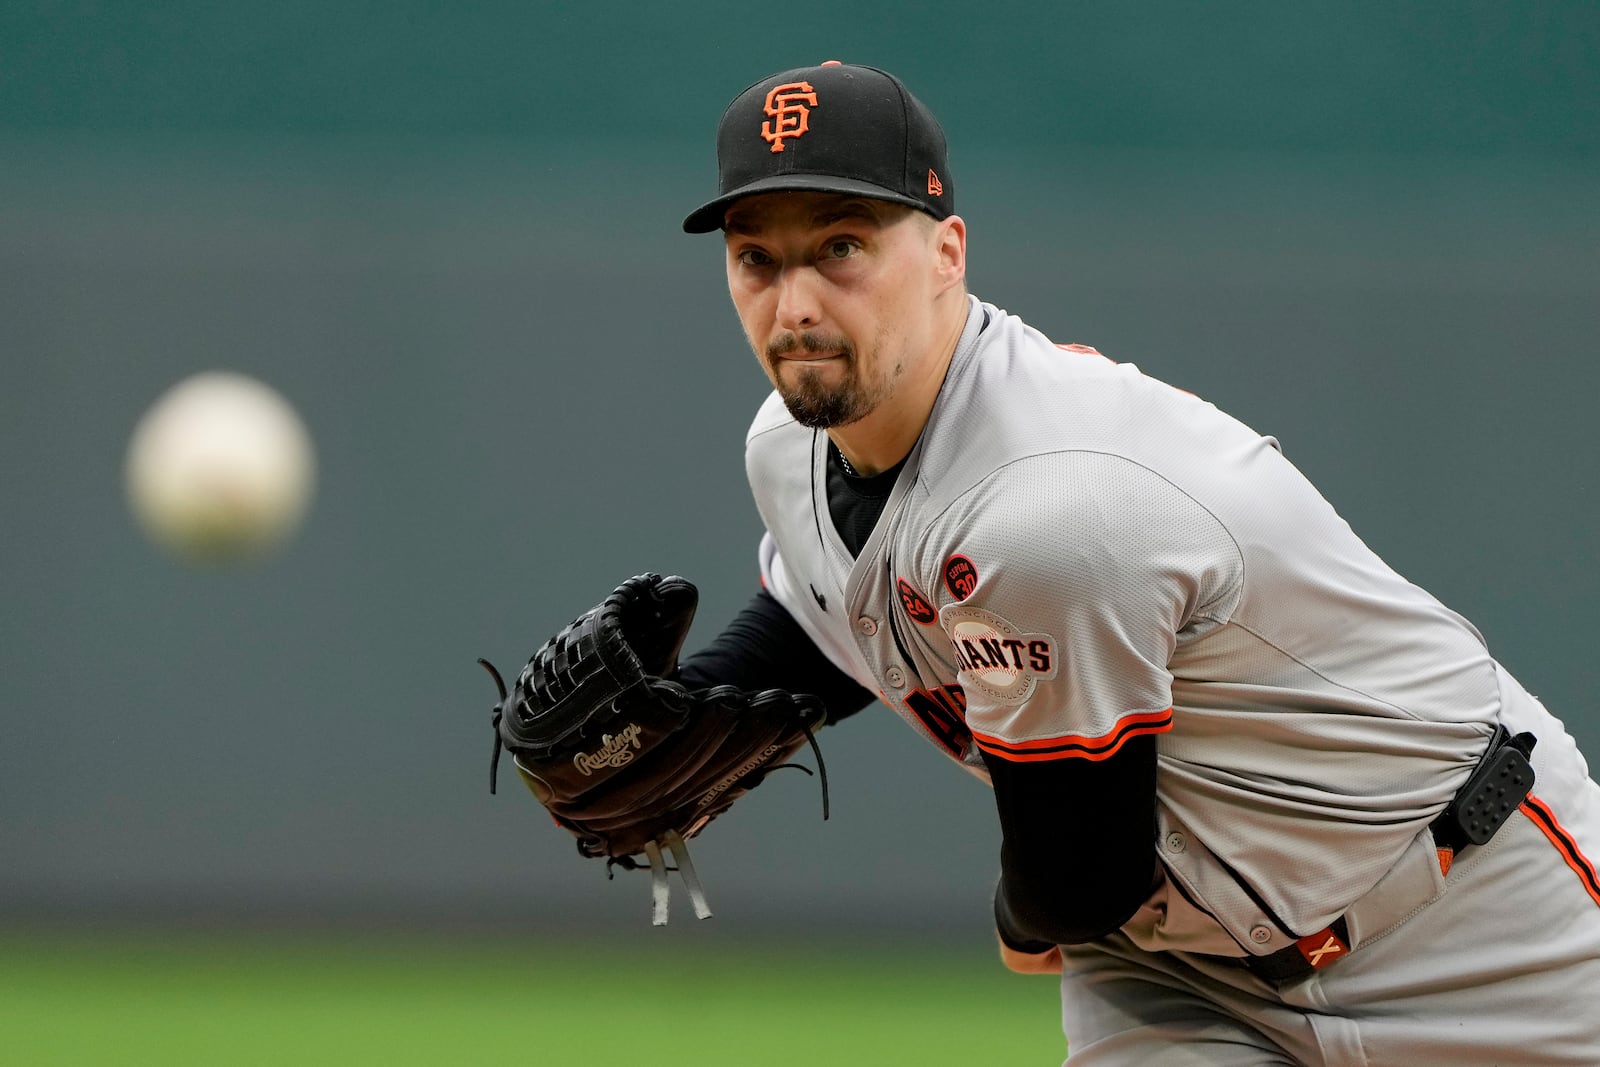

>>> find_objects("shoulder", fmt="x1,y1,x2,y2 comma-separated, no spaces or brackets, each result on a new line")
915,303,1279,535
923,305,1247,488
911,451,1241,593
958,302,1147,398
946,299,1265,434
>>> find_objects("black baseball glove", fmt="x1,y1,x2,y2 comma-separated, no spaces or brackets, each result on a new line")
481,573,828,924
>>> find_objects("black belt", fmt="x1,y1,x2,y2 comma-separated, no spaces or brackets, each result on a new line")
1243,726,1536,985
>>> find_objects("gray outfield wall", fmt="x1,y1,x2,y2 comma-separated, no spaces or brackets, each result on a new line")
2,2,1596,934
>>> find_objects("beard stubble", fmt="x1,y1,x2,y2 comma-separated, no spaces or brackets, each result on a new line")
765,331,880,429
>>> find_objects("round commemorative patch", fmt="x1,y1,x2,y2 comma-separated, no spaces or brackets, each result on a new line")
938,603,1058,706
944,555,979,600
896,577,938,625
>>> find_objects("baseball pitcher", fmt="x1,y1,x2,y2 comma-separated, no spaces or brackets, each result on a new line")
488,61,1600,1065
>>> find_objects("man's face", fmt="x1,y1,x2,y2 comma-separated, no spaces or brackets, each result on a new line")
722,193,944,429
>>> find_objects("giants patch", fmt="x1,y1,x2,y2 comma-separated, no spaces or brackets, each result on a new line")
896,577,937,625
944,555,978,600
938,604,1058,706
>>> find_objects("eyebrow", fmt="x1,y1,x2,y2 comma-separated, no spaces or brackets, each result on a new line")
811,202,883,228
723,199,885,236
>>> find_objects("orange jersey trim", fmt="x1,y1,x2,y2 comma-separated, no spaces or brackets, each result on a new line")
1521,794,1600,909
971,709,1173,763
1054,342,1112,365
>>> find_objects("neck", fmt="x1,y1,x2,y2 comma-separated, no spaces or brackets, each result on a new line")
829,294,968,476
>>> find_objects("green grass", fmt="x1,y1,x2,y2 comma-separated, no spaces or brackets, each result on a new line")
0,930,1067,1065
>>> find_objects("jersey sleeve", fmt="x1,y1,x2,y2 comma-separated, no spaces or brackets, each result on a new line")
921,451,1243,763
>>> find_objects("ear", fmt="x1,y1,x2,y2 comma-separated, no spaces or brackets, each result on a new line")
932,214,967,294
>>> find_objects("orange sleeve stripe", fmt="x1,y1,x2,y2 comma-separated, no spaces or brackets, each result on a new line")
1054,342,1112,365
1521,794,1600,909
971,709,1173,763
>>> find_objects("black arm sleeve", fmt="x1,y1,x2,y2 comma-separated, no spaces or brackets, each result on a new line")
675,587,877,726
985,734,1160,948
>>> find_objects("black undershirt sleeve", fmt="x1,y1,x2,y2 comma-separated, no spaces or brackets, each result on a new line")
675,587,877,726
985,734,1161,948
672,438,896,725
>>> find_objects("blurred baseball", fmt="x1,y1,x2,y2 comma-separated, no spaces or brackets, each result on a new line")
125,372,316,562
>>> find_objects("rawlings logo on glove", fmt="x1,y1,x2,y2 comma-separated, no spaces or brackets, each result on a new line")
574,726,645,775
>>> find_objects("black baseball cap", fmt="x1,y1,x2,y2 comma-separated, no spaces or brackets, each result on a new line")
682,62,954,234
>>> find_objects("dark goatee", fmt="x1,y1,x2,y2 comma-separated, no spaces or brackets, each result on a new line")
766,332,869,428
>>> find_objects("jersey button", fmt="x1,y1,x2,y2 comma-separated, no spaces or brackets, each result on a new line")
1164,832,1186,854
857,616,878,636
1249,925,1273,945
885,667,905,688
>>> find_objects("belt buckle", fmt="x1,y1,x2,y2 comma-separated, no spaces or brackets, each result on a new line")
1244,915,1350,984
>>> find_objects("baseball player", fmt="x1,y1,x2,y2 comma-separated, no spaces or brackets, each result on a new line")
667,62,1600,1064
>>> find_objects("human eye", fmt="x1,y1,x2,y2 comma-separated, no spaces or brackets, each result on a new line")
737,247,775,268
821,237,861,261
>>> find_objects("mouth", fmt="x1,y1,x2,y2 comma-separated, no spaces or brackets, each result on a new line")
766,333,853,368
780,351,845,364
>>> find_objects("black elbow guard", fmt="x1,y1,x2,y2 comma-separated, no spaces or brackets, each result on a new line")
996,862,1153,946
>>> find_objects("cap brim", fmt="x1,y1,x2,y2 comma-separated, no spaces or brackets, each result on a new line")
681,174,934,233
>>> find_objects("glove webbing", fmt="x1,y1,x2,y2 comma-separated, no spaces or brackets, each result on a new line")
643,830,712,926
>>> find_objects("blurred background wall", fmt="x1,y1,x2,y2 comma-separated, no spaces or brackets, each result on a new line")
3,1,1597,939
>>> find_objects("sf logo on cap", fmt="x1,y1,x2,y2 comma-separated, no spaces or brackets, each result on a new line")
761,81,818,153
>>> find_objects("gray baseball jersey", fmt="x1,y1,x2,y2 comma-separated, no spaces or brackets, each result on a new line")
745,296,1600,990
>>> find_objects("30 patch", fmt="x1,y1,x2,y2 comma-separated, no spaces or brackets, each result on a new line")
944,554,978,600
938,604,1058,706
896,577,938,625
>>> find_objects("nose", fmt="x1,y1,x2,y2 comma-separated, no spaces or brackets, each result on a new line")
774,266,821,333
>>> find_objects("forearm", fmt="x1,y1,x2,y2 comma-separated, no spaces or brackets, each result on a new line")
984,734,1160,947
675,587,877,725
